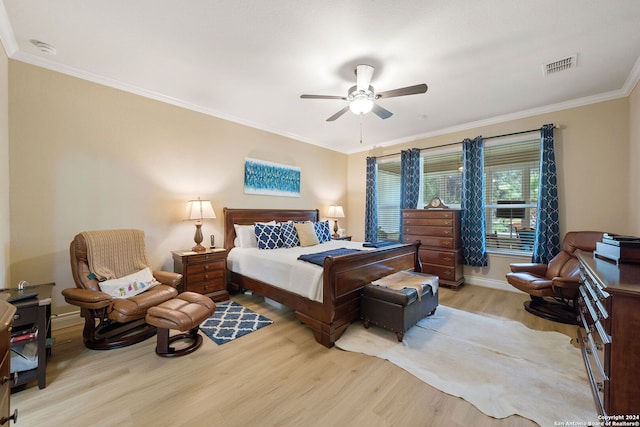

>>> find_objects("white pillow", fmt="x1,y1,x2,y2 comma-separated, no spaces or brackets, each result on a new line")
233,221,276,248
234,224,257,248
98,267,160,299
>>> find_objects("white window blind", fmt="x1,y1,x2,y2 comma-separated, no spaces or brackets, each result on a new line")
376,158,401,241
484,138,540,253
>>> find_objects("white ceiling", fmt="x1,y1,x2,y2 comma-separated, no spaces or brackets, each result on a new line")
2,1,640,154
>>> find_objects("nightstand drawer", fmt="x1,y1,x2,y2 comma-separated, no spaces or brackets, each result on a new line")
187,279,225,295
188,268,224,284
186,260,225,275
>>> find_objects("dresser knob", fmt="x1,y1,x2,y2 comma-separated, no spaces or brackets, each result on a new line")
204,265,209,270
444,257,452,262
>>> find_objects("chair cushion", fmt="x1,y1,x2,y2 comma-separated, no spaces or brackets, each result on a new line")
109,284,178,323
505,272,554,297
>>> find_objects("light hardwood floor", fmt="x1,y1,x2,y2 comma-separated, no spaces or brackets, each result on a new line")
12,285,579,427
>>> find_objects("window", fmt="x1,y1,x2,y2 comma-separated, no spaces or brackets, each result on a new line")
484,137,540,254
376,158,401,241
375,135,542,254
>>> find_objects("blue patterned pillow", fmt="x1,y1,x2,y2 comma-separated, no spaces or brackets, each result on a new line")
280,221,300,248
255,223,283,250
314,220,332,243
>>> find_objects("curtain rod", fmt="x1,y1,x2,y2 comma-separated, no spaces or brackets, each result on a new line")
373,125,557,160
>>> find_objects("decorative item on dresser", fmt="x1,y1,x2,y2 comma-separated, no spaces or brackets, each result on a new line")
402,209,464,289
172,248,229,301
0,296,18,424
576,251,640,416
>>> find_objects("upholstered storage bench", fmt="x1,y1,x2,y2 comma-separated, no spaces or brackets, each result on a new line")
145,292,215,357
361,272,438,342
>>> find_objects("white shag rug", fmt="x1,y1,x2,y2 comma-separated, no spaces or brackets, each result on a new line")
335,305,597,427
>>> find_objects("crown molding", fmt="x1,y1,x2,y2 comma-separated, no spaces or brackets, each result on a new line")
0,2,17,56
344,87,632,155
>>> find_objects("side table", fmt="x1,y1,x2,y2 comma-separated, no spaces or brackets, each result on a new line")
172,248,229,301
3,282,53,390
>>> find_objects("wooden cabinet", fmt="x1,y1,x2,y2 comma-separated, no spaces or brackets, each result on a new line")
402,209,464,289
576,251,640,416
0,298,17,425
172,249,229,301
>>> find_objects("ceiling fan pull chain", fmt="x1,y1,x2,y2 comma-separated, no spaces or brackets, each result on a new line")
360,114,364,144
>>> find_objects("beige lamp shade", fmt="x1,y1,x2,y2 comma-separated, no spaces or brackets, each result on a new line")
327,205,345,237
327,205,345,219
185,197,215,252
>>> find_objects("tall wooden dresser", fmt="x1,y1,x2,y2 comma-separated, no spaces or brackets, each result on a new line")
576,251,640,416
401,209,464,289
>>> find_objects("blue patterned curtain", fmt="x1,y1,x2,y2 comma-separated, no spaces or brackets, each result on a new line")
365,156,379,242
533,124,560,263
461,136,488,266
399,148,421,241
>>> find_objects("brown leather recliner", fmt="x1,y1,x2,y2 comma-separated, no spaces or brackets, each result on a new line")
506,231,603,325
62,230,182,350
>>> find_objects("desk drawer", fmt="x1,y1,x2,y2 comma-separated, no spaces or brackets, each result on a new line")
13,304,37,328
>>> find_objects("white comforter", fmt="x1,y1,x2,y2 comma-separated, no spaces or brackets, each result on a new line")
227,240,373,302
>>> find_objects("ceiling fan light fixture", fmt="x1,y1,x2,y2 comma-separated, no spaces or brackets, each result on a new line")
349,97,373,114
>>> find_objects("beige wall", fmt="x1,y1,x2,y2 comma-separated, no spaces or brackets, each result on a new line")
6,58,638,311
347,98,630,289
629,81,640,235
8,61,347,315
0,44,9,288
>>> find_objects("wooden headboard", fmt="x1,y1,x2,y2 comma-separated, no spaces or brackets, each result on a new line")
223,208,320,251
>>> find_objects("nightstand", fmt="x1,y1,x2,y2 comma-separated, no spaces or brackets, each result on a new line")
172,248,229,301
332,235,352,241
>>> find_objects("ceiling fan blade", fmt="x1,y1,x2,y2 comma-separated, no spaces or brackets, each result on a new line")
356,64,374,92
376,83,428,99
326,106,350,121
372,103,393,120
301,94,347,100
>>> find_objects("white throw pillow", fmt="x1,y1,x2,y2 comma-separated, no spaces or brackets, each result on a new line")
234,224,257,248
98,267,160,299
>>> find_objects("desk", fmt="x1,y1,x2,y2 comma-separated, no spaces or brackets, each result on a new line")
2,283,53,390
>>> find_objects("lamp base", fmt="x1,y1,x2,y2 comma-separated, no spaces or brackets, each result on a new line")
192,223,206,252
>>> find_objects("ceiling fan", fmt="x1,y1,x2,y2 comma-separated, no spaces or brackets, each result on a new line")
300,64,428,122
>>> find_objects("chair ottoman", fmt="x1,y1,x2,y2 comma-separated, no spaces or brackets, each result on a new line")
361,272,439,342
145,292,215,357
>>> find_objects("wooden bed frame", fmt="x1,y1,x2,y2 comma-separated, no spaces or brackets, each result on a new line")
223,208,420,347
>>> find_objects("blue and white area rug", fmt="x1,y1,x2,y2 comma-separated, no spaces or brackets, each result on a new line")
200,301,272,345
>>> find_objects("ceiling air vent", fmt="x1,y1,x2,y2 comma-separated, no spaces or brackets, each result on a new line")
542,54,577,76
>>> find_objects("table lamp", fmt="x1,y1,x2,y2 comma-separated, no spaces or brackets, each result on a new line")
327,205,345,237
186,197,216,252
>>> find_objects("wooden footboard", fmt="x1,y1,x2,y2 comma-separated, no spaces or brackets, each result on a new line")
224,208,420,347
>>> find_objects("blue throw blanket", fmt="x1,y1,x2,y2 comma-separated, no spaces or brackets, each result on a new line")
297,248,362,266
362,241,398,248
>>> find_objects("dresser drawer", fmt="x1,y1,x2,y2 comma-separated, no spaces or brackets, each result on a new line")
185,253,224,264
419,249,457,266
403,218,454,227
403,225,454,238
404,234,454,249
403,210,454,220
421,264,457,281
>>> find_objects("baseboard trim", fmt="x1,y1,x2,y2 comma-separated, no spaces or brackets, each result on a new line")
52,310,84,331
464,275,524,294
